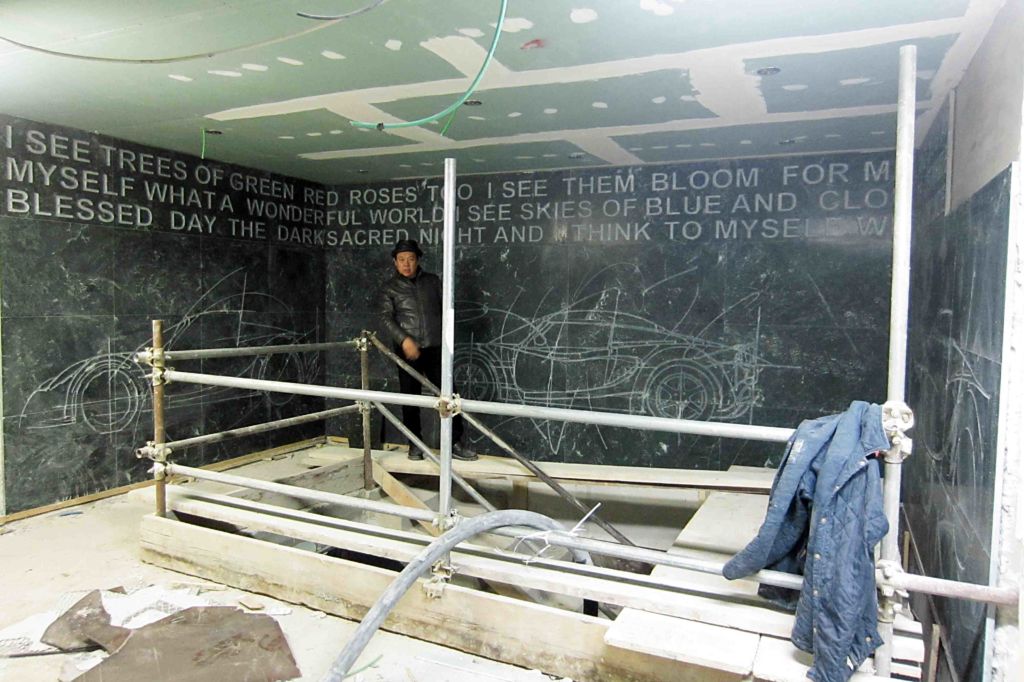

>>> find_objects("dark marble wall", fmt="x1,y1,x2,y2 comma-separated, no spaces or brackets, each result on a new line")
326,153,895,468
905,102,1010,682
1,114,326,514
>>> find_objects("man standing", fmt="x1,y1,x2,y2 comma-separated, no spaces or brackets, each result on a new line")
378,239,477,461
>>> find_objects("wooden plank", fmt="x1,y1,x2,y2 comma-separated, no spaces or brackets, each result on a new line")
752,635,903,682
608,491,925,671
167,495,789,623
605,608,760,675
370,462,439,536
374,451,774,492
139,516,739,682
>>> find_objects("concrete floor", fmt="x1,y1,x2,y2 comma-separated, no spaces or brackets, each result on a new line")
0,487,570,682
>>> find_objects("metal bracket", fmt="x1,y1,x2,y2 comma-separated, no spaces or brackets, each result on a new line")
150,366,168,387
148,461,168,481
436,394,462,418
135,348,155,366
876,559,909,621
423,560,455,599
881,401,914,462
354,334,370,352
433,508,460,533
356,400,373,416
136,442,171,461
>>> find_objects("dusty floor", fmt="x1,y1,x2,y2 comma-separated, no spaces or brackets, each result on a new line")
0,487,568,682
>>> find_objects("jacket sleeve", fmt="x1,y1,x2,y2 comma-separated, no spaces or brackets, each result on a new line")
377,284,408,346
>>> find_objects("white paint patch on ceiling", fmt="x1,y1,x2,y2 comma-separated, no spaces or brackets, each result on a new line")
651,96,667,103
458,28,484,38
740,140,752,145
330,129,342,134
592,101,608,109
508,112,522,117
782,84,808,91
639,0,674,18
421,36,511,80
840,77,871,85
307,132,322,137
469,115,486,120
241,63,268,71
209,70,242,77
321,50,345,60
277,57,303,65
543,108,558,114
278,135,294,140
385,40,402,51
168,74,192,82
570,8,599,24
495,18,534,33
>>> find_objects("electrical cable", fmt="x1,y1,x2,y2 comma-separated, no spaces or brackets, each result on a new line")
0,0,388,64
350,0,508,130
297,0,387,21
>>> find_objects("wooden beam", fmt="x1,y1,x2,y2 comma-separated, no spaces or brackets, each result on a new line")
139,516,738,682
374,451,774,492
371,462,439,536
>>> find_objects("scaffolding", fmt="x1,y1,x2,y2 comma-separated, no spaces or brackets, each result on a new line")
133,45,1018,680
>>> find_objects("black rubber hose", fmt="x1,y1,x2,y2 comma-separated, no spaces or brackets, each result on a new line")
321,509,591,681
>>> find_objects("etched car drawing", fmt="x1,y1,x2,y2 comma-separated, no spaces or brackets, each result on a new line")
453,292,765,421
18,271,319,435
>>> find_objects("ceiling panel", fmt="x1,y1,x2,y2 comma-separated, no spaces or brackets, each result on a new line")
612,114,898,164
376,71,714,141
0,0,999,183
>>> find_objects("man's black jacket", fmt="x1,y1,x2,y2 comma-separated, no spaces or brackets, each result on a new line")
377,269,443,349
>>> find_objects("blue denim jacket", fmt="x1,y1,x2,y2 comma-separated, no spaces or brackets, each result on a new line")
722,401,890,682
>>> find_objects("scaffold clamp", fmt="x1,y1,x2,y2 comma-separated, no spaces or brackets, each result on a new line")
423,560,455,599
881,401,914,461
436,394,462,418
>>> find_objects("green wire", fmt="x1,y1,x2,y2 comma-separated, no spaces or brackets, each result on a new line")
200,129,207,159
351,0,508,130
439,107,459,136
342,654,382,679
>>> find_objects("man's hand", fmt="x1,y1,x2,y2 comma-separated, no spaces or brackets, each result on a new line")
401,337,421,361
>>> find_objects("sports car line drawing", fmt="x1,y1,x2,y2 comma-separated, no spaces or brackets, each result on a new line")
453,291,767,423
18,269,320,436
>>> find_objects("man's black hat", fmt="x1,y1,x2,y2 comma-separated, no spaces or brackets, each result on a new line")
391,239,423,258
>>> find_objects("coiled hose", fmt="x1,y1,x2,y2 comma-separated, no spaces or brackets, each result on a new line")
321,509,591,681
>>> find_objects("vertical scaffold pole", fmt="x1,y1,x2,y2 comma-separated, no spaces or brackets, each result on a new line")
360,335,374,489
151,320,167,518
876,43,917,678
438,158,457,527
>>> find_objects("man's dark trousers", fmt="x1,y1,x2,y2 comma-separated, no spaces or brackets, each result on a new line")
397,346,465,445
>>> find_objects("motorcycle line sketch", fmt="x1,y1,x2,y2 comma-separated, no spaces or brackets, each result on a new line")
18,268,321,440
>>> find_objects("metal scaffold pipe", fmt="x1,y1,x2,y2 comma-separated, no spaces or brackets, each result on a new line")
875,43,917,678
163,463,436,523
365,331,641,547
163,369,439,409
439,157,457,523
374,401,496,512
154,340,359,362
145,405,360,454
459,398,794,442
